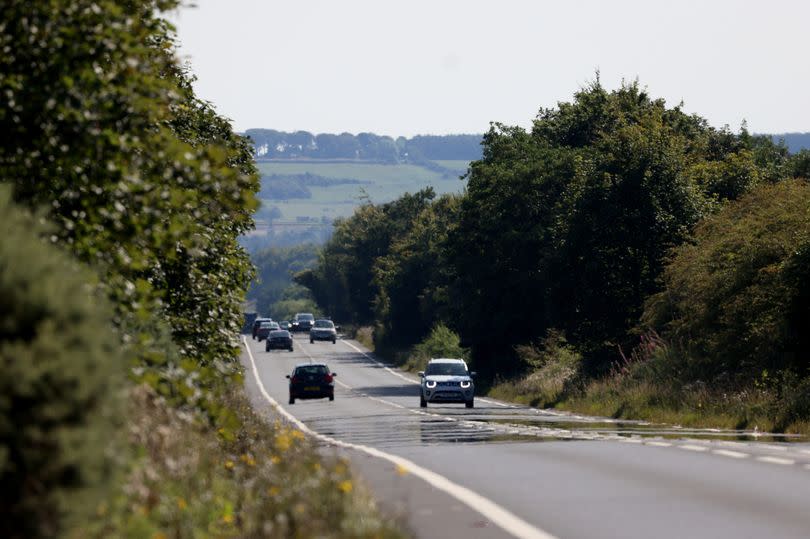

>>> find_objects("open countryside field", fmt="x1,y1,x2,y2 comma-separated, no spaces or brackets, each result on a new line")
256,161,468,221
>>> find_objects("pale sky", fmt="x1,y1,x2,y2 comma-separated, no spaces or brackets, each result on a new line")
170,0,810,137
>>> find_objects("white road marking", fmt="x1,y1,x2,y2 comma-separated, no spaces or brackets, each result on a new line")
644,441,672,447
680,444,709,452
712,449,750,459
243,337,559,539
756,456,795,466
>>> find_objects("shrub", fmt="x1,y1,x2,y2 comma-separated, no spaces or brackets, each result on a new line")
643,179,810,381
407,324,468,371
0,187,123,538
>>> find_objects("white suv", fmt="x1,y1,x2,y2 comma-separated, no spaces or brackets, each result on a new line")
418,358,476,408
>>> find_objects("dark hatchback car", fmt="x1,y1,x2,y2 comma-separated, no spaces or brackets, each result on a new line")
265,330,294,352
256,321,279,341
286,363,336,404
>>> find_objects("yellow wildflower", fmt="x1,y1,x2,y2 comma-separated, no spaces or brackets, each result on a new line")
268,486,281,497
291,430,305,440
337,480,353,494
275,433,291,452
224,460,235,470
151,533,168,539
270,455,281,465
222,514,234,524
177,498,187,511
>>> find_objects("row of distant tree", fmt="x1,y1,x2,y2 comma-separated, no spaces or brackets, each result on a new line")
245,129,483,163
295,82,810,397
245,129,810,164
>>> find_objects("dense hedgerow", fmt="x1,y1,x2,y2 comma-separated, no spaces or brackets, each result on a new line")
0,187,123,538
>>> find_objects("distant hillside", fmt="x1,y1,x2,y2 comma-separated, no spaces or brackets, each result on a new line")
768,132,810,153
243,130,483,163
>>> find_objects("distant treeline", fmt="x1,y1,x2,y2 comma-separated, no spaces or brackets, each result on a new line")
245,129,483,163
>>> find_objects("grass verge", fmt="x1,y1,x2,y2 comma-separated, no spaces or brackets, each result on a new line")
72,383,406,538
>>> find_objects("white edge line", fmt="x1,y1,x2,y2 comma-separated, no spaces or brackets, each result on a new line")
243,336,558,539
712,449,749,459
341,339,513,408
756,456,795,466
680,444,709,452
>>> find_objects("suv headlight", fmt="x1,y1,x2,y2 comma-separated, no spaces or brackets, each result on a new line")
425,380,437,389
460,380,472,389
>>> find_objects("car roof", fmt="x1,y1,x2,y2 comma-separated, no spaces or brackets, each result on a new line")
427,358,466,364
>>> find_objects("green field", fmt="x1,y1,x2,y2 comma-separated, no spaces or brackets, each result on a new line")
257,161,467,222
432,160,472,174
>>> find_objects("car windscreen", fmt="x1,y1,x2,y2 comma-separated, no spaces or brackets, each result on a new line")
425,363,468,376
313,320,334,328
260,322,272,328
298,314,315,321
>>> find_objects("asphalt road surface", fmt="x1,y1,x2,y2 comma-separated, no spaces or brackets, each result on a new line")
241,333,810,539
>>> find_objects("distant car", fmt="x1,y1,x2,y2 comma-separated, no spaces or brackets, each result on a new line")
418,358,476,408
252,317,272,340
309,319,337,344
256,321,280,341
291,313,315,332
279,320,291,331
266,330,294,352
287,363,336,404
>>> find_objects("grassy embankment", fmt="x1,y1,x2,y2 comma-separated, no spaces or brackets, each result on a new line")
75,382,406,538
487,338,810,435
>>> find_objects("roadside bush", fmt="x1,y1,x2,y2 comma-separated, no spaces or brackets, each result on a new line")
405,324,468,371
490,330,582,407
0,187,123,538
643,179,810,381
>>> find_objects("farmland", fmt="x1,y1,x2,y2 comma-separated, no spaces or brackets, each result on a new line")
256,160,469,222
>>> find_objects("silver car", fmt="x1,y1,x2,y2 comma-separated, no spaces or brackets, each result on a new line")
419,358,476,408
309,319,337,344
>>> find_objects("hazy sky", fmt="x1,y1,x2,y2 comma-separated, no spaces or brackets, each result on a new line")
171,0,810,137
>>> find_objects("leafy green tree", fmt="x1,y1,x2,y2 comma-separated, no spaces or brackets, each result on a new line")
297,189,435,323
0,0,259,406
450,80,767,376
374,194,462,346
0,187,123,538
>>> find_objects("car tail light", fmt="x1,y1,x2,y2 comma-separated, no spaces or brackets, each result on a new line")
323,374,333,383
291,376,299,384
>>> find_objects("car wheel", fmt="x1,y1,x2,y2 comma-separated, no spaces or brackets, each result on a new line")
289,396,295,404
329,394,334,402
288,347,294,352
332,338,336,344
310,339,314,344
420,395,427,408
265,346,270,352
465,399,474,409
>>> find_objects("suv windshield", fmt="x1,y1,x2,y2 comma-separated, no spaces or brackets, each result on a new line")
297,313,314,321
425,363,468,376
314,320,334,328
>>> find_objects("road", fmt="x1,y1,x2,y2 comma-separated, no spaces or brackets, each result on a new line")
241,333,810,539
